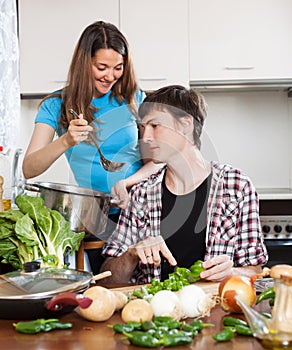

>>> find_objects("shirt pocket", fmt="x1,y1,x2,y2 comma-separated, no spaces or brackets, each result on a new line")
216,200,239,241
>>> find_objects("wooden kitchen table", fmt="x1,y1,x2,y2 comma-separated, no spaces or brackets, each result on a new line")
0,303,268,350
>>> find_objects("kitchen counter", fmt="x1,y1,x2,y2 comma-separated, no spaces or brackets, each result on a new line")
258,187,292,200
0,302,268,350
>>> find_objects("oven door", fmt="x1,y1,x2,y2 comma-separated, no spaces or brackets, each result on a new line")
265,239,292,267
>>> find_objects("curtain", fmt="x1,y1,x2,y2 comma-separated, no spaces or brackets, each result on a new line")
0,0,20,150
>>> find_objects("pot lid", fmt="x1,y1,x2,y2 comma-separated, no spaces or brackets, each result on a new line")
0,265,93,300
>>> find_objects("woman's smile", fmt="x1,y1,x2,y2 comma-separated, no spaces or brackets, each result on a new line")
92,48,124,96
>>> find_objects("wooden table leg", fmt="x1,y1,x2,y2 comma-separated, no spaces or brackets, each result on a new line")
76,240,85,270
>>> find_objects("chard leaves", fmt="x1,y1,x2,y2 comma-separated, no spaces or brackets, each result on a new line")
0,194,85,269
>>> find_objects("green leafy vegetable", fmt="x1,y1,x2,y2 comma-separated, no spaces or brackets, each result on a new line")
0,194,85,269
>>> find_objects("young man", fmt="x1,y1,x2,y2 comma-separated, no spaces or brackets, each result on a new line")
100,85,268,284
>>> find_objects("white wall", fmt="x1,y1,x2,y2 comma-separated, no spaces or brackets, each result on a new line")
20,99,74,184
200,90,292,190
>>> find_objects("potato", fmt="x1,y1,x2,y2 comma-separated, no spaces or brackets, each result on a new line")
112,291,128,311
121,299,153,323
78,286,116,322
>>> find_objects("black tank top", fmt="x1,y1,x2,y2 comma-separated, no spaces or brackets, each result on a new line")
160,173,211,281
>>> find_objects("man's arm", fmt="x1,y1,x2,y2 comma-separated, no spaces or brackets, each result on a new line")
99,251,139,284
100,236,177,284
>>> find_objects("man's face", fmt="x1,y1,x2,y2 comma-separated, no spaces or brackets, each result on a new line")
139,109,186,163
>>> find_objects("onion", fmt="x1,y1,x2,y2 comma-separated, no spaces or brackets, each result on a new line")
150,290,183,320
121,299,153,323
219,276,256,313
177,284,216,319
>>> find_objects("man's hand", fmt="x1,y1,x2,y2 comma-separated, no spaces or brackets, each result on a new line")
200,255,234,281
128,236,177,266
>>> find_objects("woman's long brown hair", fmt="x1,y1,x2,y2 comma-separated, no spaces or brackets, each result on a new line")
41,21,139,133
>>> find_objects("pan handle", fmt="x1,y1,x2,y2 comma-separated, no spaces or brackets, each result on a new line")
25,183,41,193
46,292,92,311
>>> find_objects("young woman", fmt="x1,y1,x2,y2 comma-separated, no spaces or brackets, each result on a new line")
22,21,160,272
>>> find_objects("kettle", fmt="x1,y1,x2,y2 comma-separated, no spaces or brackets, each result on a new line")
236,265,292,349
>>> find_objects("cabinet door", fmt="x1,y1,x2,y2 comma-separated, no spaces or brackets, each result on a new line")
19,0,119,95
189,0,292,81
120,0,189,91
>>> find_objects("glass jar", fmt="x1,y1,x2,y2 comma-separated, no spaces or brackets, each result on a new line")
0,146,11,210
271,274,292,334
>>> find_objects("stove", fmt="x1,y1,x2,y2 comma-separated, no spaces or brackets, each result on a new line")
261,215,292,239
259,197,292,267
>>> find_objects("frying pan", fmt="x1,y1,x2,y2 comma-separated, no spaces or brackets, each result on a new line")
0,267,111,319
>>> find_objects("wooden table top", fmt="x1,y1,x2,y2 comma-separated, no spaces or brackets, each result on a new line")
0,302,268,350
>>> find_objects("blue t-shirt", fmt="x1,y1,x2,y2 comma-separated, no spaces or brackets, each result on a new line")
35,90,145,213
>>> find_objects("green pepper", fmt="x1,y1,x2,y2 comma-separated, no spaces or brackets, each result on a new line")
153,316,173,326
127,321,142,330
182,323,197,332
141,320,157,331
132,289,147,298
153,316,182,331
212,328,235,342
159,333,193,347
153,327,168,339
147,329,157,335
190,320,214,331
126,331,159,348
261,312,272,319
169,329,193,338
13,318,72,334
112,323,134,333
189,260,205,281
256,287,275,305
234,324,253,336
223,316,248,327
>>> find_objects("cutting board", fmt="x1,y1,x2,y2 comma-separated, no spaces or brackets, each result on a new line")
111,281,219,296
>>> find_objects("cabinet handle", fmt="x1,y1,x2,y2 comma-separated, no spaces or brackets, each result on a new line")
139,77,167,81
224,66,254,70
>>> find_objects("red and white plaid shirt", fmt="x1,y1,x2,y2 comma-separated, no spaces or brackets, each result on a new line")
102,161,268,283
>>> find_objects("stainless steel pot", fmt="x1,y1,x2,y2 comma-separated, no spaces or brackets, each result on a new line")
25,182,119,237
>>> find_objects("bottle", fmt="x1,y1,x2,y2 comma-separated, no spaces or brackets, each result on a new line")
0,146,12,210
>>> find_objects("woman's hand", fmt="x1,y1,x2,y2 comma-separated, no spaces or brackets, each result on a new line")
200,255,234,282
64,114,92,147
128,236,177,267
111,179,130,209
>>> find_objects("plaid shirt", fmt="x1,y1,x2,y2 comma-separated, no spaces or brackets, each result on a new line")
102,161,268,283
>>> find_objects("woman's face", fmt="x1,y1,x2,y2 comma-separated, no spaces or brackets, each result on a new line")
91,48,124,97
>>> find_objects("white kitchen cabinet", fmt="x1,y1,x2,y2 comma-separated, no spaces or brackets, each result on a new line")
19,0,119,95
189,0,292,82
120,0,189,91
